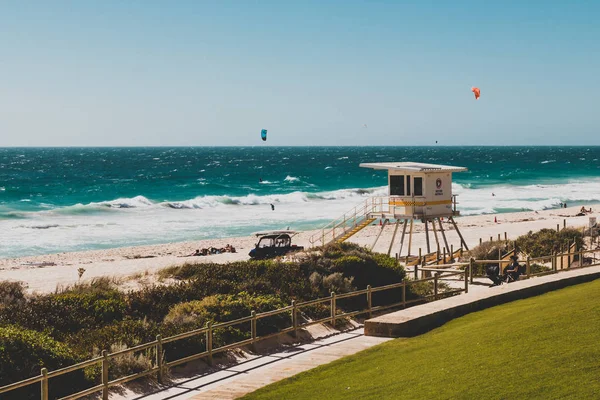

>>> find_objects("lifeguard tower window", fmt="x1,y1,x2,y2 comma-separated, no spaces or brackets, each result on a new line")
406,175,411,196
414,177,423,196
390,175,405,195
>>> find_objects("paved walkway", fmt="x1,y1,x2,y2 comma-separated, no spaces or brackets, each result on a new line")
366,265,600,337
120,329,390,400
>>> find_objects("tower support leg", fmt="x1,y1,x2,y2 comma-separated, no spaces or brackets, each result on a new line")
449,216,469,251
438,218,451,256
425,219,431,254
407,219,414,258
387,220,400,256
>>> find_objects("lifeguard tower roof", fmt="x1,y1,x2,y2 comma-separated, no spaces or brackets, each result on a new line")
359,162,467,173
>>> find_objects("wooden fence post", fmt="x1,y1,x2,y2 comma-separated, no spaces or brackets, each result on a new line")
291,300,297,337
41,368,48,400
434,273,439,300
251,311,257,344
402,280,406,307
490,236,493,243
367,285,372,318
156,334,163,384
497,233,501,241
469,258,474,284
102,350,109,400
330,292,336,327
526,256,531,278
563,219,566,229
556,224,560,232
206,322,213,366
479,237,482,245
414,264,419,280
464,267,468,293
504,232,507,241
561,247,564,270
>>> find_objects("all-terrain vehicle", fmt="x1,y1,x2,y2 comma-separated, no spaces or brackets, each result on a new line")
248,231,304,259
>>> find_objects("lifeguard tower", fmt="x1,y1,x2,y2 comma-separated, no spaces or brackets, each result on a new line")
309,162,469,264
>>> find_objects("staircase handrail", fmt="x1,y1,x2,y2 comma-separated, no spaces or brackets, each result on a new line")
309,196,391,246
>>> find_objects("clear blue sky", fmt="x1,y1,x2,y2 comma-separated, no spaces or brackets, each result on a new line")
0,1,598,146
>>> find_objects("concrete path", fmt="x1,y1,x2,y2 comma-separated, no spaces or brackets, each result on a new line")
366,265,600,337
120,329,390,400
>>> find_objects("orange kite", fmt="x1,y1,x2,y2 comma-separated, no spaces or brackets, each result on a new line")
471,87,481,100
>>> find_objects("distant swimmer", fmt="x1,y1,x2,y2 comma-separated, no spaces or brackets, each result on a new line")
259,178,263,183
492,193,496,197
270,203,275,211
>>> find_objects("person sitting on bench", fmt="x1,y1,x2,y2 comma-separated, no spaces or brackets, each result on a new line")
503,255,522,282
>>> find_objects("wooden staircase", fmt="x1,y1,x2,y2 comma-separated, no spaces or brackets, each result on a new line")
337,218,377,243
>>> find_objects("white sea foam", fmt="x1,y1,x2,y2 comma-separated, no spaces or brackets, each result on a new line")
284,175,300,182
3,180,600,258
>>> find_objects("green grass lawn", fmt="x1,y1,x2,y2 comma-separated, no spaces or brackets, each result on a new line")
244,280,600,400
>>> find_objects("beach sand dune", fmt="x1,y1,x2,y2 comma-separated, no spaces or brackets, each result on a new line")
0,205,596,293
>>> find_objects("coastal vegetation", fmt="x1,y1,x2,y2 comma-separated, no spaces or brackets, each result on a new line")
464,227,583,275
0,243,420,399
244,279,600,400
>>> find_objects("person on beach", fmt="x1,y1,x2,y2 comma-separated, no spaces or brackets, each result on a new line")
270,203,275,211
503,255,522,282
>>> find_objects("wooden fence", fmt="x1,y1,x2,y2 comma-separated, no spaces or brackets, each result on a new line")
0,270,467,400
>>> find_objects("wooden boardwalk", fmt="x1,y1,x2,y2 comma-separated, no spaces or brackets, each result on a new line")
120,329,390,400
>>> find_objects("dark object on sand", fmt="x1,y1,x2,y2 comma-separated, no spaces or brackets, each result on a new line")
249,231,304,260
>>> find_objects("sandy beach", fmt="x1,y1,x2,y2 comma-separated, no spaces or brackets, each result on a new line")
1,205,597,293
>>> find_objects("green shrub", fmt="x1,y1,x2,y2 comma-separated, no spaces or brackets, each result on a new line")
68,318,160,358
530,263,552,274
468,240,513,261
516,228,583,258
85,343,154,382
1,290,126,338
0,326,85,399
164,292,288,347
126,282,199,322
0,281,26,308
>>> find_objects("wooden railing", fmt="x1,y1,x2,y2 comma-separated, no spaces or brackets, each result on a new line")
467,248,600,283
0,269,466,400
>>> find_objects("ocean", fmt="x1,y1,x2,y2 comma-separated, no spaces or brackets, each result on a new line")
1,146,600,258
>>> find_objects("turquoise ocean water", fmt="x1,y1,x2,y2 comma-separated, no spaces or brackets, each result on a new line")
1,146,599,258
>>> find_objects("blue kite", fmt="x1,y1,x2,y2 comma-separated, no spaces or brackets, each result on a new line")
261,129,267,141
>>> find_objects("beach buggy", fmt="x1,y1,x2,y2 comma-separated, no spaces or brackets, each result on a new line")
249,231,304,260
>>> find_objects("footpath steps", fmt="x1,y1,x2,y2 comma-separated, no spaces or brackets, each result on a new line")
365,265,600,338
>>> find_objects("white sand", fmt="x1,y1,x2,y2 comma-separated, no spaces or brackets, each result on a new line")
1,205,597,293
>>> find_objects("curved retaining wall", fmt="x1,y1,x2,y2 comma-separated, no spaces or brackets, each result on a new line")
365,266,600,338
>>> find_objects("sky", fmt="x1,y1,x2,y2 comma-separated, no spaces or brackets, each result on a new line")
0,1,599,146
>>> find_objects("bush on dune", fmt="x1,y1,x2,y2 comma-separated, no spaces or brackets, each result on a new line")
0,281,26,308
67,318,160,358
164,292,288,341
0,325,85,399
516,228,583,258
1,290,126,338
